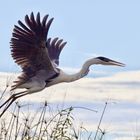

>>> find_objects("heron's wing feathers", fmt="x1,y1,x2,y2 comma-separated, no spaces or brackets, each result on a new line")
11,12,54,71
10,12,58,89
47,38,67,66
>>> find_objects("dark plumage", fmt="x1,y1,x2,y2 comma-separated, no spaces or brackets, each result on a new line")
10,12,67,89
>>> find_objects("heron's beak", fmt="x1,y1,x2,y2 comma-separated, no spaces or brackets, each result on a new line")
108,59,125,67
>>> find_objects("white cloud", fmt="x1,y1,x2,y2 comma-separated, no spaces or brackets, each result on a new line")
0,70,140,139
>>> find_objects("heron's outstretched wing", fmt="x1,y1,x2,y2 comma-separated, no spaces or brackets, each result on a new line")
47,38,67,66
11,12,58,88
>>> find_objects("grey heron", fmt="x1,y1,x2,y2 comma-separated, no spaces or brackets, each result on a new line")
0,12,125,117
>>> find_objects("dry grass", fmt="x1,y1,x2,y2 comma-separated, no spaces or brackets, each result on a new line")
0,77,110,140
0,101,101,140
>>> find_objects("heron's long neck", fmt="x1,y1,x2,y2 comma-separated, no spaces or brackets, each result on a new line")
65,58,97,82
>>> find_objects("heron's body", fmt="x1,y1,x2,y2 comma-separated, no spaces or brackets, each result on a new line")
0,12,125,117
16,63,88,92
14,57,102,92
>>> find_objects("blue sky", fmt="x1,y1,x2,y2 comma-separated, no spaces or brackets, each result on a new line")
0,1,140,139
0,0,140,74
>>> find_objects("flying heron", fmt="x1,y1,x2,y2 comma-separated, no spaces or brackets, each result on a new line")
0,12,125,117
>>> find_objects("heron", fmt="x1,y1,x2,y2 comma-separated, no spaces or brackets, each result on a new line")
0,12,125,117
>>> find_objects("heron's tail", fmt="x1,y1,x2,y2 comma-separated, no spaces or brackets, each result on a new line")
11,72,29,91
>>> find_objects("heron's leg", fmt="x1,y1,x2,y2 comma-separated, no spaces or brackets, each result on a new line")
0,91,29,117
0,91,28,118
0,91,27,108
0,80,46,117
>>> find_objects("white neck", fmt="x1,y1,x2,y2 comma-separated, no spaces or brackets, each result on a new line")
64,58,98,82
47,58,99,86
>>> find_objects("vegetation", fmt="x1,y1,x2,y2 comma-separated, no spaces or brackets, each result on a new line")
0,77,109,140
0,100,107,140
0,77,139,140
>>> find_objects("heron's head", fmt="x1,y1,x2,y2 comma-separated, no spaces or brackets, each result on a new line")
94,56,125,67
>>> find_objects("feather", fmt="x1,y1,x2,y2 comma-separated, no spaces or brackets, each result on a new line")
11,12,59,88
